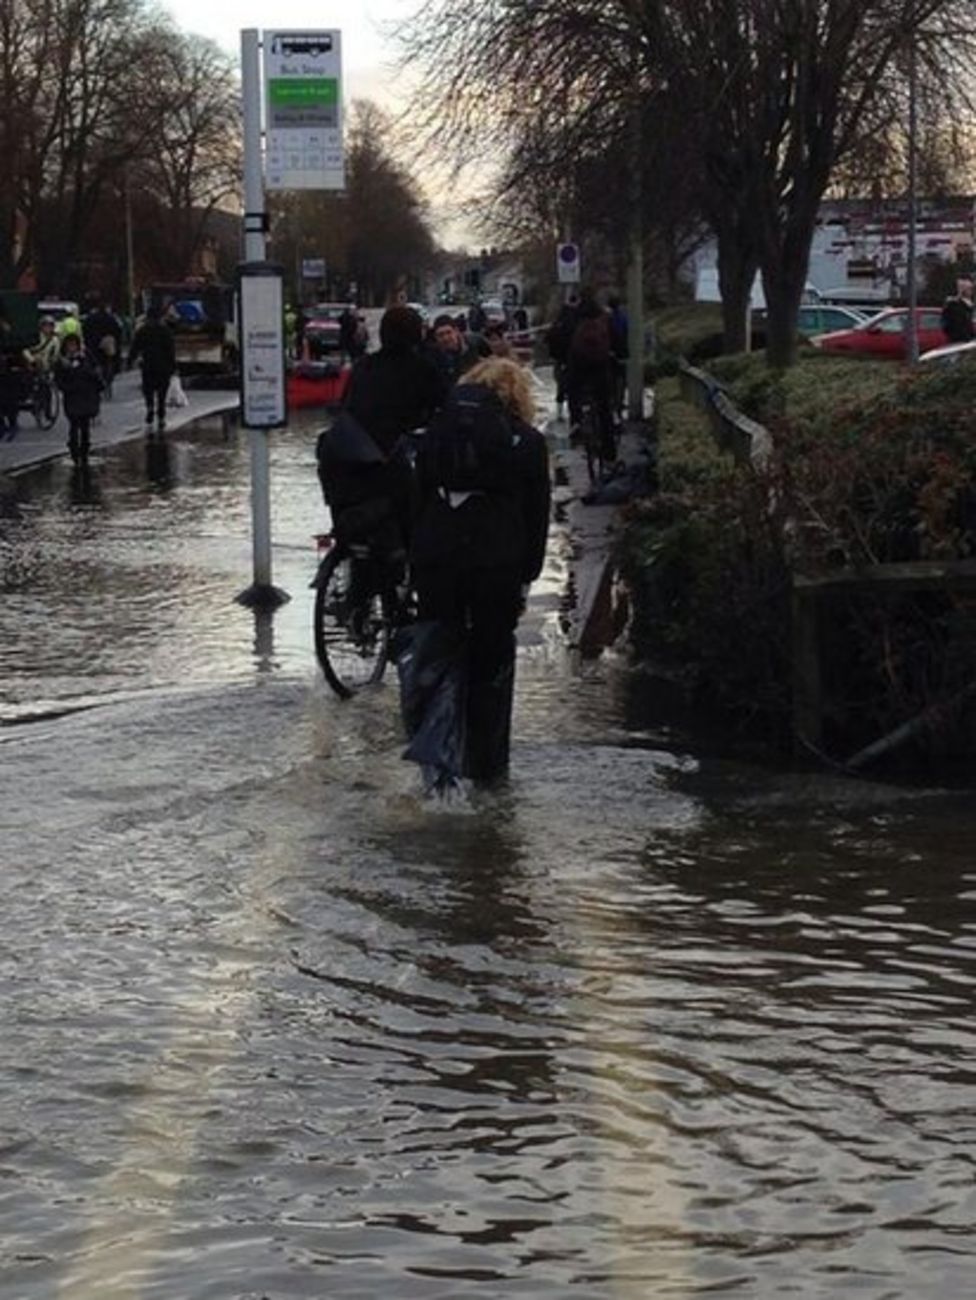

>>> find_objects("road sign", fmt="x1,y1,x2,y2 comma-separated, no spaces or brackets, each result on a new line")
557,242,580,284
238,263,287,429
301,257,326,279
264,30,344,191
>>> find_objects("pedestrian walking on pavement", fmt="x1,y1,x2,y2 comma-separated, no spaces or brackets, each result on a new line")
55,335,102,463
128,306,177,431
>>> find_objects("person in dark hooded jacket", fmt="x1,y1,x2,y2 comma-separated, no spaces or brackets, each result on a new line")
317,305,445,552
55,334,102,462
128,307,176,430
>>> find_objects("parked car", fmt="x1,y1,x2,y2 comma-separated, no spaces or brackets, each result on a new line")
811,308,948,360
302,303,353,357
797,304,869,336
753,302,870,345
917,339,976,367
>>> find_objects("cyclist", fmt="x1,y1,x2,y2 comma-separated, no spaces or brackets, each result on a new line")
21,316,60,426
24,316,60,372
565,289,616,465
317,305,445,559
545,293,580,423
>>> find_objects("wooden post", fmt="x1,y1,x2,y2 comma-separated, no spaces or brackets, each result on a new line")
792,583,823,752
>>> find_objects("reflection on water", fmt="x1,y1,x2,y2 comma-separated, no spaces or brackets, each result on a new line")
0,413,974,1298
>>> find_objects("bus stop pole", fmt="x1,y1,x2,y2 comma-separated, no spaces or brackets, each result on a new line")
238,28,287,607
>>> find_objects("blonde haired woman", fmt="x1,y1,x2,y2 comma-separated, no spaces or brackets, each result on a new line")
406,356,551,790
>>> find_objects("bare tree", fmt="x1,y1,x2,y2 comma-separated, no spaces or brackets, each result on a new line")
401,0,976,364
138,33,241,277
269,100,438,305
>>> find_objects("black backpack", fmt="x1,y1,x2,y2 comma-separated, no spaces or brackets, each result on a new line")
425,383,517,494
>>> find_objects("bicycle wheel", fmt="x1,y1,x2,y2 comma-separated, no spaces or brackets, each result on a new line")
33,381,59,430
313,546,394,698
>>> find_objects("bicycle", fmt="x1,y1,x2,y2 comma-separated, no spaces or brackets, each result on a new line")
312,429,426,699
312,532,408,699
579,390,617,485
23,370,60,430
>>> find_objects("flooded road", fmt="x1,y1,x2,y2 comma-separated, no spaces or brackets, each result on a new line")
1,415,974,1298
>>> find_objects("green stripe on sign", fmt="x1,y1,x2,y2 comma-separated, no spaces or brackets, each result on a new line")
268,78,338,107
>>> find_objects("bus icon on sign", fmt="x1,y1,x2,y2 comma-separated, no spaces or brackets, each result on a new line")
270,34,333,57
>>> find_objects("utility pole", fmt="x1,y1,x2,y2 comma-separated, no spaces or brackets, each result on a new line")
237,28,288,609
625,6,645,421
906,32,920,365
124,172,136,323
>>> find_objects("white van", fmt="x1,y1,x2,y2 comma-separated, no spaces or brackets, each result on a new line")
694,268,821,308
38,299,80,323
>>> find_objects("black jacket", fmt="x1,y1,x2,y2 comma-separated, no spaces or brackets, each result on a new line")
345,346,446,456
319,346,446,529
941,296,974,344
546,304,580,364
129,320,176,379
56,352,102,419
426,336,490,388
411,414,551,583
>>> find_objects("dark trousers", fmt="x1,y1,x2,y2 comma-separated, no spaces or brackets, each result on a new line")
142,374,170,421
68,416,92,460
554,360,569,406
414,564,523,781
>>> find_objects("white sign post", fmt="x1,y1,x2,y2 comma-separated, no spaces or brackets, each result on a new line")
239,264,287,430
237,29,288,609
265,31,344,191
236,27,344,608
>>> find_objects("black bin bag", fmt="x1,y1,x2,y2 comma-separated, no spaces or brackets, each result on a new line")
393,621,468,790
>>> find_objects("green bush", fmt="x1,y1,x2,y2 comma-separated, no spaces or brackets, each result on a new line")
622,355,976,761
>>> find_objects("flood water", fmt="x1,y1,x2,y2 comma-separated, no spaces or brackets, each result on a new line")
1,412,974,1298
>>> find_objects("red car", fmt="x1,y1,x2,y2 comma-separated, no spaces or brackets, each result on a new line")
812,307,948,360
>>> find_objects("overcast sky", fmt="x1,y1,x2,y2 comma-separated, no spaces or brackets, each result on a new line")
161,0,418,106
159,1,476,245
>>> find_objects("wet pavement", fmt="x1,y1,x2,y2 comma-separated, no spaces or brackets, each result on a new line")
1,408,975,1299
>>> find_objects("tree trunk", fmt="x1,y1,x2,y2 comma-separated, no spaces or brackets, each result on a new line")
716,233,757,354
760,199,822,369
762,262,806,369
